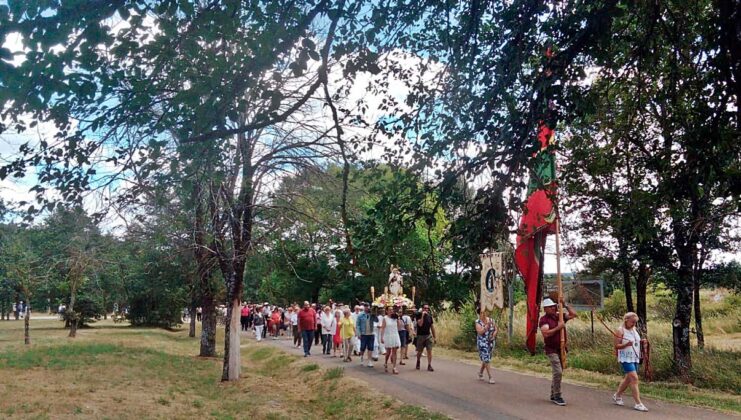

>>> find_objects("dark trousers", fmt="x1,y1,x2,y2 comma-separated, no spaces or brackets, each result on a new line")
322,334,333,354
302,330,315,355
262,317,268,337
240,316,248,331
293,326,301,346
314,327,321,345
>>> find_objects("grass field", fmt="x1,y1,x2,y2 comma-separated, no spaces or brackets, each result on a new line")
435,288,741,413
0,319,447,420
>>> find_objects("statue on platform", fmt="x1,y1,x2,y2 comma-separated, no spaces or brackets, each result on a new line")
388,265,403,297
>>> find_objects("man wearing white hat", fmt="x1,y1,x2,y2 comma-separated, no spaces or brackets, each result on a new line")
539,297,577,406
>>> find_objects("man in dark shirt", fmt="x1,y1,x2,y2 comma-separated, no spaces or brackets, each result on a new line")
297,301,317,357
539,297,577,406
415,303,436,371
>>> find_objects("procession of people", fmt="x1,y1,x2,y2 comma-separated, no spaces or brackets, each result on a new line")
229,264,648,413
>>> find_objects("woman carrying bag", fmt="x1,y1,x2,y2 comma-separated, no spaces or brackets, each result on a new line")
475,308,497,384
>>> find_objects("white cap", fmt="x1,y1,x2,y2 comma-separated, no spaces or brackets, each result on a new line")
542,298,557,307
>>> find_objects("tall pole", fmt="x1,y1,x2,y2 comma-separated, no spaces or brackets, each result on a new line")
508,276,514,342
554,217,566,369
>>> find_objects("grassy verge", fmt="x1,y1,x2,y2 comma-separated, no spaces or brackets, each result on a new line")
0,319,447,419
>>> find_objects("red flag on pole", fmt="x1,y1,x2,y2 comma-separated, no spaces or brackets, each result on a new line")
515,121,557,355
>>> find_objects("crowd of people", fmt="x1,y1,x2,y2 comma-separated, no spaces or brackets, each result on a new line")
238,300,436,373
236,298,648,412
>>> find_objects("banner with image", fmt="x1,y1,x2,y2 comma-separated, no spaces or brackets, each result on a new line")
480,252,504,310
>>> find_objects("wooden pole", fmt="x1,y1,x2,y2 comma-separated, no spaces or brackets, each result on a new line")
371,286,375,302
554,217,567,369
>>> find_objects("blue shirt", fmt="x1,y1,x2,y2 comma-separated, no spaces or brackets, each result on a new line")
356,312,374,335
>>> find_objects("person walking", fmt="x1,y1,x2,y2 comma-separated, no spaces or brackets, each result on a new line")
539,297,577,406
415,303,436,372
313,304,322,346
396,307,411,365
333,310,342,357
270,307,282,339
613,312,649,412
340,308,356,362
356,303,375,367
352,305,362,355
475,308,498,384
253,305,265,342
372,307,385,361
320,305,336,355
298,301,317,357
400,308,413,361
290,305,301,348
380,306,402,374
240,303,250,332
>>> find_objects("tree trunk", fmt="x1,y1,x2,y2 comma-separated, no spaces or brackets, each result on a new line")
636,263,649,337
189,303,196,338
199,294,217,357
693,272,704,349
672,266,693,382
622,264,634,313
24,308,30,345
103,294,108,320
68,287,78,338
222,293,241,381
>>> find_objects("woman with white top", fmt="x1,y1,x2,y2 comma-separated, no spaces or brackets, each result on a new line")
320,306,337,355
372,307,385,361
380,306,402,374
613,312,648,412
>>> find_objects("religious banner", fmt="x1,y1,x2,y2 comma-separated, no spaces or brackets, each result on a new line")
480,252,504,310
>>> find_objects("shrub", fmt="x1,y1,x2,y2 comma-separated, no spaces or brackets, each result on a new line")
62,292,105,327
600,289,626,320
452,293,478,351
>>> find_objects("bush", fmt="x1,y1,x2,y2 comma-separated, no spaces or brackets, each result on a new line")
452,293,478,351
62,292,105,327
600,289,626,320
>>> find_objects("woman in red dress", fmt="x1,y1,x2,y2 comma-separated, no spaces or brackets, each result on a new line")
332,309,342,357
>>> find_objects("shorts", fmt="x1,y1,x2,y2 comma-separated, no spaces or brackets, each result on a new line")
415,334,434,352
360,335,375,352
398,330,408,347
620,362,638,373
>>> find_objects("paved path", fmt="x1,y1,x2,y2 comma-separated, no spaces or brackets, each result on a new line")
260,336,734,420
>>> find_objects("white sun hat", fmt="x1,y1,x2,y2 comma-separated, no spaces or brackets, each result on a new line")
542,298,557,307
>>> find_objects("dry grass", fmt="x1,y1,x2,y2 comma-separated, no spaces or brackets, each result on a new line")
0,318,448,419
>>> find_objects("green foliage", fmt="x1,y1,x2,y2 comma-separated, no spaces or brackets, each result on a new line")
451,293,479,351
323,367,344,380
599,289,627,320
62,289,105,327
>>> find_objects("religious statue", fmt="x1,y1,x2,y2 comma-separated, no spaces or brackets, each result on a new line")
388,265,404,297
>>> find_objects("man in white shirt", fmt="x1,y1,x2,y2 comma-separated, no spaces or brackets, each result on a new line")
351,305,362,355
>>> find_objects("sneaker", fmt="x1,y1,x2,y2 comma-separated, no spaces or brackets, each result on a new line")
488,378,496,384
360,355,364,363
634,403,648,412
551,396,566,406
367,362,374,368
613,394,624,406
427,365,434,372
478,373,484,381
415,361,420,370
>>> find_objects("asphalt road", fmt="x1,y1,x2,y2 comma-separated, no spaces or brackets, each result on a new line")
259,335,734,420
